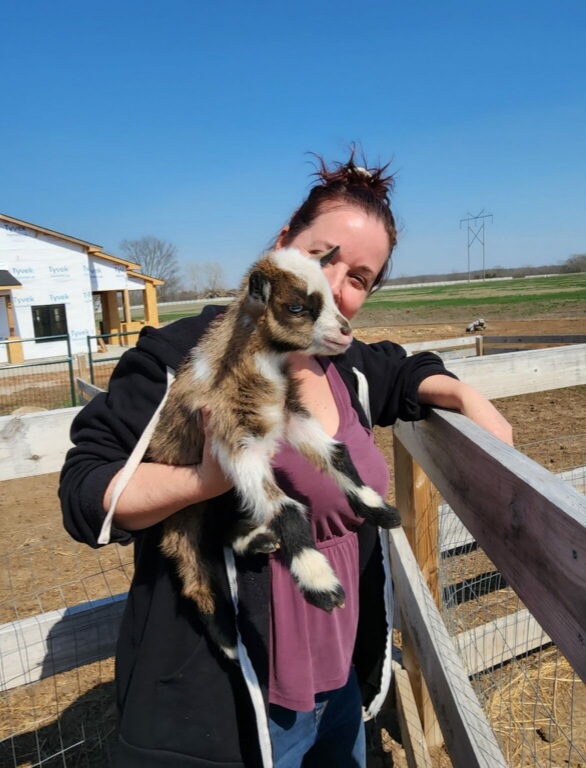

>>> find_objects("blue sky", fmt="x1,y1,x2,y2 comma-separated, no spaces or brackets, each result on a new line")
2,1,585,286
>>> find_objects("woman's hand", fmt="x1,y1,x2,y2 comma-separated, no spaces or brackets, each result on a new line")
418,375,514,446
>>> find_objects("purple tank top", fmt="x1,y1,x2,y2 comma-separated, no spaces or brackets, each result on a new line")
268,359,390,711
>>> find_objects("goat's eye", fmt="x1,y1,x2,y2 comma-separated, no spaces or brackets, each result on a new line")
288,305,304,315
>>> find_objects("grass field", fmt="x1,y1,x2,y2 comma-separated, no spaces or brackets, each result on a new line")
366,273,586,307
354,273,586,327
140,273,586,326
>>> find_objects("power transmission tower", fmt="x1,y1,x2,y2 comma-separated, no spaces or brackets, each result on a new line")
459,210,493,282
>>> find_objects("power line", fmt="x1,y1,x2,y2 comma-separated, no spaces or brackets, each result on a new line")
459,210,493,282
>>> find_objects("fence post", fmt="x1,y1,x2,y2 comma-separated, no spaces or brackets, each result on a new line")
87,335,95,385
75,352,88,380
65,334,76,406
393,432,443,747
475,334,484,356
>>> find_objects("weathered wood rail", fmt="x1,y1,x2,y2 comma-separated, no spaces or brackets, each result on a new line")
1,340,585,767
403,332,586,361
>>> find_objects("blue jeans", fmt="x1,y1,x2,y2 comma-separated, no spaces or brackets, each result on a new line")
268,667,366,768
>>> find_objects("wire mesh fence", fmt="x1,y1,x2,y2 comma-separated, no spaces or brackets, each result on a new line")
0,473,133,768
436,433,586,767
87,332,140,389
0,332,141,417
88,359,119,391
0,336,76,416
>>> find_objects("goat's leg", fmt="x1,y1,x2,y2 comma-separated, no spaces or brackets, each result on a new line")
161,506,238,659
269,503,346,613
231,499,346,613
220,445,346,612
215,443,283,554
286,411,401,529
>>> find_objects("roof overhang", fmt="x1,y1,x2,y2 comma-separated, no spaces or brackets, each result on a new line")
89,250,141,269
1,212,157,283
127,270,165,286
0,213,102,251
0,270,22,290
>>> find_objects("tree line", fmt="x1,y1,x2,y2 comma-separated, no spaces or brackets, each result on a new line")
386,253,586,286
121,236,229,303
122,236,586,299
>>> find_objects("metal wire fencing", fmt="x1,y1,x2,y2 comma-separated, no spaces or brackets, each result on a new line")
437,433,586,766
86,331,140,389
0,472,134,768
0,336,76,416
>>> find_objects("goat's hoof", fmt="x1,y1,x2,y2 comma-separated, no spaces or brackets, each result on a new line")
248,531,280,554
289,549,345,612
347,490,401,528
303,584,346,613
354,498,402,529
373,503,402,529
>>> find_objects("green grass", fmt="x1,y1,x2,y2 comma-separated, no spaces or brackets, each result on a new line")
365,289,586,311
365,273,586,311
373,273,586,297
157,308,204,323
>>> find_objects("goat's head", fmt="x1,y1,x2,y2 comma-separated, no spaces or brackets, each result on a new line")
244,247,352,355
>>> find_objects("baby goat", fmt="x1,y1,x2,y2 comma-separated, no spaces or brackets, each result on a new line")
148,247,401,657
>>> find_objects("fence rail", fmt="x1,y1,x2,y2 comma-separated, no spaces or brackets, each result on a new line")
403,333,586,361
394,409,586,684
389,525,508,767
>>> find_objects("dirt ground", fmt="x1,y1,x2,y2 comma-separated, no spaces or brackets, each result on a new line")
355,317,586,465
1,315,585,767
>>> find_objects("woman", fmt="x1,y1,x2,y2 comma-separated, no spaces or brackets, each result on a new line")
59,149,512,768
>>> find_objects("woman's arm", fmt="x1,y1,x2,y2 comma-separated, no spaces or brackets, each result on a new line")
60,321,231,546
418,374,513,446
108,422,233,531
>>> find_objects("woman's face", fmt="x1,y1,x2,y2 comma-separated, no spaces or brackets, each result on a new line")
278,204,390,320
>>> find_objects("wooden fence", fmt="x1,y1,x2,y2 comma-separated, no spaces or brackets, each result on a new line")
1,341,585,767
402,332,586,360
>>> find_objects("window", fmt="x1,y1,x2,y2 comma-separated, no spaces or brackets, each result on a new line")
32,304,68,342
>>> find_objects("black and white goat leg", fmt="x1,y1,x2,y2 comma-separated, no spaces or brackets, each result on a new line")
218,445,283,555
269,503,346,613
223,446,346,612
286,411,402,529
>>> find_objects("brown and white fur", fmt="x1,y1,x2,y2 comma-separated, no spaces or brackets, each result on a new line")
148,247,401,657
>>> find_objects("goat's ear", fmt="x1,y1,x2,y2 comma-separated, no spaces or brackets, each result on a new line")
248,270,271,305
319,245,340,267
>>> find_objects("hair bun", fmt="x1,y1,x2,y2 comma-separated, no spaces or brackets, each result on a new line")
310,145,395,206
350,166,373,179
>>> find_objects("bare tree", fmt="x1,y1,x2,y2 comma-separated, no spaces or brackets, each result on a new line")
202,262,226,297
184,262,203,297
120,236,181,301
560,253,586,273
